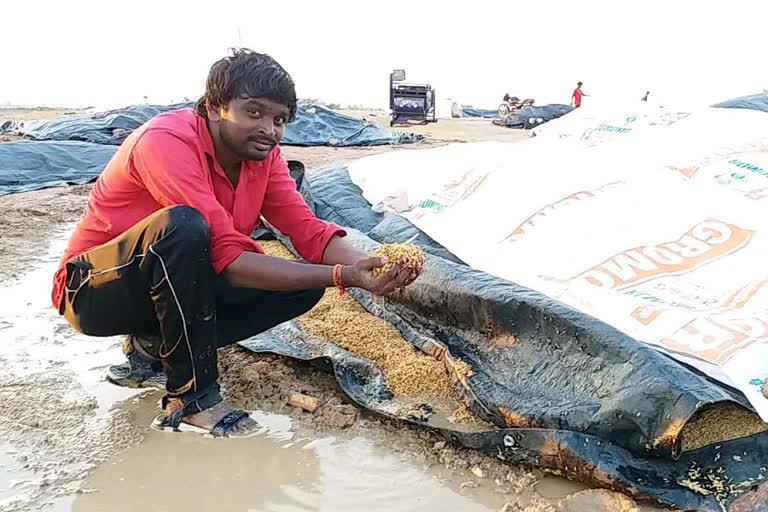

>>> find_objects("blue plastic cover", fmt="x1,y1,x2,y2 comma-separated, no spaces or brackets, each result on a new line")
23,103,193,145
714,92,768,113
461,108,497,118
0,141,117,195
283,104,423,146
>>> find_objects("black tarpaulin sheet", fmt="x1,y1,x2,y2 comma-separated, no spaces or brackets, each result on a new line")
714,92,768,114
18,103,422,147
283,104,423,146
495,104,573,129
0,140,117,195
23,103,193,145
239,162,768,511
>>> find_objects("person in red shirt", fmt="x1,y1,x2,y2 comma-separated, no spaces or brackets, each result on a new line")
571,81,588,108
53,49,421,437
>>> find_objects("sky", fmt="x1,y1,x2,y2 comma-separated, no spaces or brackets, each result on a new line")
2,0,767,111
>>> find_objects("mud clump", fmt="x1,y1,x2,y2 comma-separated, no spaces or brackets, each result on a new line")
315,398,358,428
680,403,768,452
369,242,425,276
219,347,360,430
558,489,639,511
499,499,560,512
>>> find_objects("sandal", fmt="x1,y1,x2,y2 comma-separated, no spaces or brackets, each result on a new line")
210,410,252,437
151,384,252,438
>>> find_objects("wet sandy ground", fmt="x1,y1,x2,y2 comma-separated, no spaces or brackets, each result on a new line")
0,117,672,511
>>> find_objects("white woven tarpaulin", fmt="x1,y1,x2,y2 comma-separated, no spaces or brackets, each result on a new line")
349,103,768,419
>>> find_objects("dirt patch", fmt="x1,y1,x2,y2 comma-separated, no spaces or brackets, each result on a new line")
558,489,640,511
680,403,768,452
0,185,91,282
0,107,83,122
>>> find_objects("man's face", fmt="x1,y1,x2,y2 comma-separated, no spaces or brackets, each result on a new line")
212,96,290,161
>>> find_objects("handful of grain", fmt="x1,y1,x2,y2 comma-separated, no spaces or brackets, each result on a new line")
369,242,425,277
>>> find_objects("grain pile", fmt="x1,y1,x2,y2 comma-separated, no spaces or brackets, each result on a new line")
369,242,425,276
680,402,768,452
258,240,477,419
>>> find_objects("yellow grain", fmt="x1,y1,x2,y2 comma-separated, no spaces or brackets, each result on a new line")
259,240,478,418
369,242,425,276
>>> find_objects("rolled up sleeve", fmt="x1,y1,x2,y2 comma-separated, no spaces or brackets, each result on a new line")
261,148,345,263
131,129,262,273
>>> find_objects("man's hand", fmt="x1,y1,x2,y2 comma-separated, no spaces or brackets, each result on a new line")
342,257,421,296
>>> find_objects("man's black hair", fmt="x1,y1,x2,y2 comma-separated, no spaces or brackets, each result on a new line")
577,81,583,86
195,48,297,121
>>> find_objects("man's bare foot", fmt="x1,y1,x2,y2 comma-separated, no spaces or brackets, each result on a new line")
182,401,259,437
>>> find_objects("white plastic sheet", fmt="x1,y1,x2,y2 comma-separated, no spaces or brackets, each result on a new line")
349,104,768,419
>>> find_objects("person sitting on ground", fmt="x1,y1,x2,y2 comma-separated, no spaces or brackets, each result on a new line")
51,48,421,438
571,81,589,108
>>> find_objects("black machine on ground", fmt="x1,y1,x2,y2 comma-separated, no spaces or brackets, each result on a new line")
389,69,437,126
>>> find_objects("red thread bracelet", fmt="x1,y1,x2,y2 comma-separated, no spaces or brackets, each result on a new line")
332,264,346,296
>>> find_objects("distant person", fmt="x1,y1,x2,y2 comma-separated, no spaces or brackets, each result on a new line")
571,81,588,108
641,91,650,102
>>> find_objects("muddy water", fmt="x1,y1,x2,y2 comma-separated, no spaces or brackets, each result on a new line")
71,406,506,512
0,231,666,512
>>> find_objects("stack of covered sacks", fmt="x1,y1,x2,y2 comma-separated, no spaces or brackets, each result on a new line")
0,102,422,195
493,103,573,129
283,104,422,146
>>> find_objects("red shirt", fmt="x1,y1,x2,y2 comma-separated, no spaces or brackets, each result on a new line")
51,108,344,309
572,88,583,107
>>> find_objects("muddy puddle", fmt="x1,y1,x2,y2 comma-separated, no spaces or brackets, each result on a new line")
71,404,507,512
0,230,668,512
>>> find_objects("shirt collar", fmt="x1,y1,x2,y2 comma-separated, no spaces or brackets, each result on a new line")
195,112,217,157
